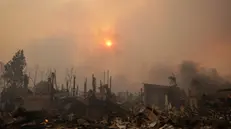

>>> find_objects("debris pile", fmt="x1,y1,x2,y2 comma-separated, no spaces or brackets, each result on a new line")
1,101,231,129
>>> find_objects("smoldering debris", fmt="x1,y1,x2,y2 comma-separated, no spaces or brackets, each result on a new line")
2,101,231,129
1,87,231,129
1,78,231,129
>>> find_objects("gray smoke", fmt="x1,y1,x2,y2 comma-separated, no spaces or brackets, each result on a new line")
178,61,231,93
145,60,231,94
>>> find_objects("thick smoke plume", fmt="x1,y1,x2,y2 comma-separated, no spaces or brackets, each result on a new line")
178,61,231,93
145,60,231,94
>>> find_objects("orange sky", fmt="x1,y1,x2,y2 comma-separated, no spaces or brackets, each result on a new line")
0,0,230,91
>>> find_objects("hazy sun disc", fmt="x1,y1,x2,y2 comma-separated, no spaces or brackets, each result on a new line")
105,39,112,47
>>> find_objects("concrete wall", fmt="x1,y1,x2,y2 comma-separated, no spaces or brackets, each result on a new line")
143,84,168,108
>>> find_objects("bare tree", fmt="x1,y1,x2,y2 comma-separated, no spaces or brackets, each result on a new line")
65,67,76,91
45,68,52,79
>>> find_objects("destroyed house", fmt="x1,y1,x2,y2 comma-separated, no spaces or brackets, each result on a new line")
143,83,168,108
143,83,186,109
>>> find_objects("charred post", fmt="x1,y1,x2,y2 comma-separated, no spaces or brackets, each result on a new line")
51,72,56,88
107,70,109,85
104,71,105,85
73,75,76,96
84,78,87,99
48,77,53,102
92,74,96,94
76,85,79,96
66,80,69,93
50,72,56,101
53,70,58,90
61,84,64,91
99,80,103,95
109,76,112,91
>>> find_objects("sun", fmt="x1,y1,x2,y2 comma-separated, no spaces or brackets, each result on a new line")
105,39,113,47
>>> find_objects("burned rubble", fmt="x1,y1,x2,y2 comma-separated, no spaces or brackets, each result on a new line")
1,72,231,129
1,51,231,128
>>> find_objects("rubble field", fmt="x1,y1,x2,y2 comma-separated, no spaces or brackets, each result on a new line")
1,104,231,129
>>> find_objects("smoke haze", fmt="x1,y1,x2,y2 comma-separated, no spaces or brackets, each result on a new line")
178,61,231,92
0,0,230,91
